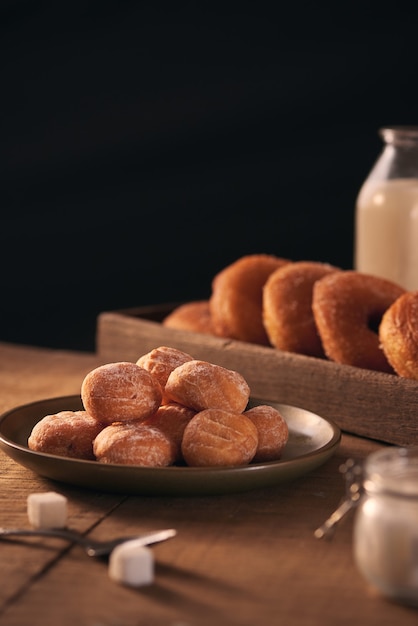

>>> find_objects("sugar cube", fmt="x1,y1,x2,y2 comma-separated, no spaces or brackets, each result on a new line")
27,491,68,529
108,540,154,587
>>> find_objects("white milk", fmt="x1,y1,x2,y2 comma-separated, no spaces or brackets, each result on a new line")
355,178,418,290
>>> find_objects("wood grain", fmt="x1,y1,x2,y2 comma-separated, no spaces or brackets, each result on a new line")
97,308,418,446
0,342,417,625
0,342,104,413
1,433,416,626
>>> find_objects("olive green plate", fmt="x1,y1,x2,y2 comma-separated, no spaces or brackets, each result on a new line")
0,396,340,496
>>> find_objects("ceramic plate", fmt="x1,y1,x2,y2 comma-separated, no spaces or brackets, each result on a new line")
0,396,340,496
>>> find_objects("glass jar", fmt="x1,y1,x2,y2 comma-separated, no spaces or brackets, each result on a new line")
353,447,418,606
354,126,418,290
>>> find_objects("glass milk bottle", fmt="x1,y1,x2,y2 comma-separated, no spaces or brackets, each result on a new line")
353,447,418,606
355,127,418,290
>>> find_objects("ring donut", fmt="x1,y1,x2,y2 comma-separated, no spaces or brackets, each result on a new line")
162,300,214,335
262,261,340,357
209,254,290,344
312,271,405,372
379,290,418,379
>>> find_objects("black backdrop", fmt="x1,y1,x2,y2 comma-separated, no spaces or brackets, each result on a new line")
2,2,418,351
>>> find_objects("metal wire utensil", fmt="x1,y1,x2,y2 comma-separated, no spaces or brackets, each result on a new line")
0,526,177,557
314,459,364,539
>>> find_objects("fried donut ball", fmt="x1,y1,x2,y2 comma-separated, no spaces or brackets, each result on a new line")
162,301,215,335
136,346,194,404
262,261,341,357
379,290,418,379
165,359,250,413
209,253,291,344
244,404,289,462
142,402,196,463
181,408,258,467
93,421,176,466
28,411,103,460
81,361,162,424
312,271,406,372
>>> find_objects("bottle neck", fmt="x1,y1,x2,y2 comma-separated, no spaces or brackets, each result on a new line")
365,127,418,180
380,126,418,148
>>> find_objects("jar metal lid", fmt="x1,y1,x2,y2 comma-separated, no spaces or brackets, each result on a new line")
363,446,418,498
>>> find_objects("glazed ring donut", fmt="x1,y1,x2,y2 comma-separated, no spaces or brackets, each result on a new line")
164,359,250,413
181,408,258,467
93,421,175,466
136,346,194,404
262,261,340,357
379,290,418,379
28,411,103,460
162,301,215,335
312,271,406,372
244,404,289,462
209,254,291,344
81,361,162,424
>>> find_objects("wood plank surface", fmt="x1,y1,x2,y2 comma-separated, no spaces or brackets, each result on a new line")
0,342,104,412
0,342,417,625
1,435,417,626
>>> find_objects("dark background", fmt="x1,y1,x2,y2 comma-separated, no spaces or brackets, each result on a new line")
2,2,418,351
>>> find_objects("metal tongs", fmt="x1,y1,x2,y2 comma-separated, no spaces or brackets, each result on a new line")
314,459,364,539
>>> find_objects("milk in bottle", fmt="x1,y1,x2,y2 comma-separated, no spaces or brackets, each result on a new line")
355,127,418,290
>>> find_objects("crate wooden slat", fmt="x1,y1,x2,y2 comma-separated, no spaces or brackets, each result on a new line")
96,305,418,446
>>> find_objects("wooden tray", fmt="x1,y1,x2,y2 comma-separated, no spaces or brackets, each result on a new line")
96,304,418,447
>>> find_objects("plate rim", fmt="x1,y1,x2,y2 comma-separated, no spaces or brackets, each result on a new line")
0,395,341,494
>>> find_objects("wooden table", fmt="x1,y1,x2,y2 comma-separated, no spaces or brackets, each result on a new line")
0,342,417,626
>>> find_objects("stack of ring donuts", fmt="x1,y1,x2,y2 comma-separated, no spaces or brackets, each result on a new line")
28,346,289,467
163,254,417,379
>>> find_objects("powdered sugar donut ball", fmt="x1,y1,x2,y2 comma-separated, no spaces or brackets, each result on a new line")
28,410,103,460
164,360,250,413
244,404,289,462
181,408,258,467
93,421,175,467
136,346,194,404
142,402,196,463
81,362,162,425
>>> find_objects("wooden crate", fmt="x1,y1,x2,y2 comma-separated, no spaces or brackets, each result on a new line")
96,304,418,446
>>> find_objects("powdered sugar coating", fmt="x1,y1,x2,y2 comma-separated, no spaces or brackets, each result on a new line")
136,346,193,404
81,362,162,424
181,408,258,467
262,261,340,357
142,402,196,462
244,405,289,462
93,422,175,466
312,271,405,372
379,290,418,379
209,253,290,344
28,410,103,460
165,360,250,413
162,301,215,335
